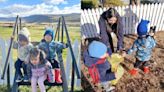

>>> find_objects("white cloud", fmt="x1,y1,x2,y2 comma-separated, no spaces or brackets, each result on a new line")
0,3,80,17
44,0,68,5
0,0,7,2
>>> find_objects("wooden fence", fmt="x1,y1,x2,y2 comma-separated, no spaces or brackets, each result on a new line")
81,3,164,39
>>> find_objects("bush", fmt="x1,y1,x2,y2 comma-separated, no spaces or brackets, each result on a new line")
104,0,124,7
81,0,98,9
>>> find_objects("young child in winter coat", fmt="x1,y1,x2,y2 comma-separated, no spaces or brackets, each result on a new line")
13,27,33,82
26,47,54,92
128,19,156,76
38,29,67,83
83,41,116,91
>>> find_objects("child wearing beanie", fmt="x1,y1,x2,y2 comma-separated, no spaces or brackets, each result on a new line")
13,27,33,82
128,19,156,76
38,29,67,83
83,41,116,91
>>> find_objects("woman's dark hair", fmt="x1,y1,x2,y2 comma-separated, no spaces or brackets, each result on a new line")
101,7,123,35
102,8,119,20
29,47,46,64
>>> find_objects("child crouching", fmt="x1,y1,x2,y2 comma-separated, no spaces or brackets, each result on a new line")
26,47,54,92
83,41,116,91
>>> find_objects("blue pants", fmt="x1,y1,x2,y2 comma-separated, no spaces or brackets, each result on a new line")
134,58,149,68
15,58,27,76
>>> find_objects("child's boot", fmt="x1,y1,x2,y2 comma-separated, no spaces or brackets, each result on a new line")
143,67,149,74
16,75,23,82
23,75,29,82
55,69,62,83
129,68,138,76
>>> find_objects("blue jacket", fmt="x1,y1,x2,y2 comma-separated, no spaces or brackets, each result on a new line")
83,50,115,83
127,36,156,61
38,39,66,60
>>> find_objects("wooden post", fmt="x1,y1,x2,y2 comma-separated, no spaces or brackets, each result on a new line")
57,51,68,92
62,16,80,92
1,15,19,80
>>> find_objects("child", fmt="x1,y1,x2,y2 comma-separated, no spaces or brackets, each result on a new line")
27,47,54,92
14,27,33,82
38,29,67,83
128,19,156,76
83,41,116,91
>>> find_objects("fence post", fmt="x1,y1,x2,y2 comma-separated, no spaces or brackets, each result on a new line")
0,38,7,85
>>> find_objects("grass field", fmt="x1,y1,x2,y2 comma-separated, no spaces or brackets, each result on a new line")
0,24,81,91
0,25,80,60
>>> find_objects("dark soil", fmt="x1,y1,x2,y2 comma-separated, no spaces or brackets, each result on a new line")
81,31,164,92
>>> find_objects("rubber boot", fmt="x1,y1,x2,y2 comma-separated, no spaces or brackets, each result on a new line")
143,67,150,74
55,69,62,83
129,68,138,76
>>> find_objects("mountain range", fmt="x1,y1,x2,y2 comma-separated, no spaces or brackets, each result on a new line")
0,13,80,23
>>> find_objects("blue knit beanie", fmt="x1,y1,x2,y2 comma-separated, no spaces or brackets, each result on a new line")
137,19,150,36
88,41,107,58
44,29,54,40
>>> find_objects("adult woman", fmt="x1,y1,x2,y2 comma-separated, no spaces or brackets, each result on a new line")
99,8,124,52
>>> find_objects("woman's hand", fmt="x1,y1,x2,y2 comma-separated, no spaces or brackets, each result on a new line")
149,32,155,37
121,51,126,57
100,53,109,58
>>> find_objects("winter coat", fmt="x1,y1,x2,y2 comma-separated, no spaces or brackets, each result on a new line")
13,28,33,61
127,35,156,61
99,11,124,51
38,39,67,60
26,59,54,82
83,50,115,83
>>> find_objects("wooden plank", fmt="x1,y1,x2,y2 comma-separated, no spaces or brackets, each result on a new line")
0,38,7,85
135,4,140,34
76,48,81,87
132,4,138,34
159,3,164,31
87,9,98,37
145,4,150,21
82,10,92,38
125,6,129,35
129,5,133,34
161,4,164,30
65,45,72,85
151,4,156,26
154,3,161,32
71,40,80,87
121,6,126,34
156,3,162,31
152,3,158,28
146,4,151,32
91,9,100,35
84,9,96,38
81,12,88,39
7,39,14,85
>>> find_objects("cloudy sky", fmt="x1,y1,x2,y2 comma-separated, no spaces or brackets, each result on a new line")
0,0,80,17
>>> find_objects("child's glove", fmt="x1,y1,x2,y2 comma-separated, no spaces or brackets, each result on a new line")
64,43,69,48
149,32,155,37
117,49,127,58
